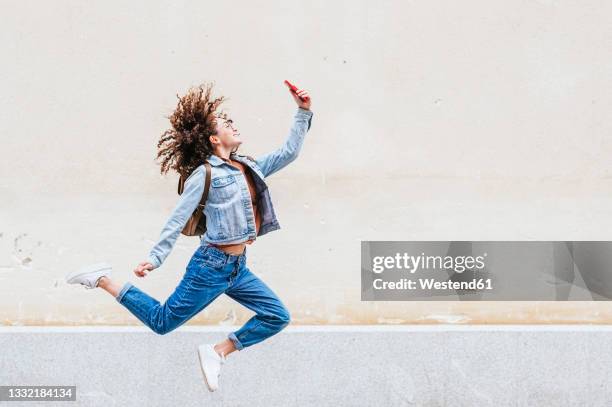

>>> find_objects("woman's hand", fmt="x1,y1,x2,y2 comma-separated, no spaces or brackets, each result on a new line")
134,261,154,278
286,84,311,110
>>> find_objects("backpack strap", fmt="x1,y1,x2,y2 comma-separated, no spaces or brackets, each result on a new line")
177,163,212,208
198,162,212,210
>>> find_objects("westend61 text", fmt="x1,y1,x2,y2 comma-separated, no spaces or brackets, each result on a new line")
373,278,493,291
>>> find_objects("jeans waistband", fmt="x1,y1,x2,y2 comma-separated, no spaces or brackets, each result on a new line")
201,242,247,265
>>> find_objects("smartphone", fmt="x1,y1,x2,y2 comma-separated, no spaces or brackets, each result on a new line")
284,79,309,101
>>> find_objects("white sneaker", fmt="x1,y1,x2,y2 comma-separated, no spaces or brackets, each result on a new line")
65,262,112,289
197,344,227,392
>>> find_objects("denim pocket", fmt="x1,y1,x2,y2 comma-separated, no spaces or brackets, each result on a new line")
211,175,238,200
212,175,236,188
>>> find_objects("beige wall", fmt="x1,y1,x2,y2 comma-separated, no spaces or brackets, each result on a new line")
1,0,611,325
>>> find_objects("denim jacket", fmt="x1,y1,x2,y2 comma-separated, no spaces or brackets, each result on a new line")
147,107,314,269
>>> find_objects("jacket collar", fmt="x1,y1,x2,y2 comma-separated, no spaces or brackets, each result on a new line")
205,154,225,167
205,153,249,167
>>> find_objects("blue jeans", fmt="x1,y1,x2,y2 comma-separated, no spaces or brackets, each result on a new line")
115,243,291,350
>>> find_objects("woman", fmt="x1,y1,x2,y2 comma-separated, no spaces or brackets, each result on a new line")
65,81,313,391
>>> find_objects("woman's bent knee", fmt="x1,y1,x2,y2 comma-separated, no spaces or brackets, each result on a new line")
278,309,291,329
152,322,174,335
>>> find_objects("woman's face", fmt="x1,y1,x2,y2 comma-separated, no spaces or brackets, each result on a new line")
212,115,242,151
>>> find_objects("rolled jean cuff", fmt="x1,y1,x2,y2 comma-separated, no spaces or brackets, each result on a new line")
115,282,134,303
228,332,244,351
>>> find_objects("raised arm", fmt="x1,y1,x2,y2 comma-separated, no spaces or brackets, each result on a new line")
256,107,314,178
146,166,205,269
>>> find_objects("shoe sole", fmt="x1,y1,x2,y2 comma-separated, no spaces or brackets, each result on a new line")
197,347,217,392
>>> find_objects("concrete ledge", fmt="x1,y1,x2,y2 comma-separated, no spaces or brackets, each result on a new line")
1,325,611,406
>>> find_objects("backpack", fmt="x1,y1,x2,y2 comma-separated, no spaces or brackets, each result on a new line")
177,154,257,237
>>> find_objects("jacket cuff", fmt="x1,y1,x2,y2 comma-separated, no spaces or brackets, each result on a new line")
296,107,313,118
147,255,161,270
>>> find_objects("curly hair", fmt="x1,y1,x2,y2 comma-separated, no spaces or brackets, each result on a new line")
156,82,229,178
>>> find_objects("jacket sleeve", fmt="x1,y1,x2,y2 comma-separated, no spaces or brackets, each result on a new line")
255,107,313,178
147,167,205,269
